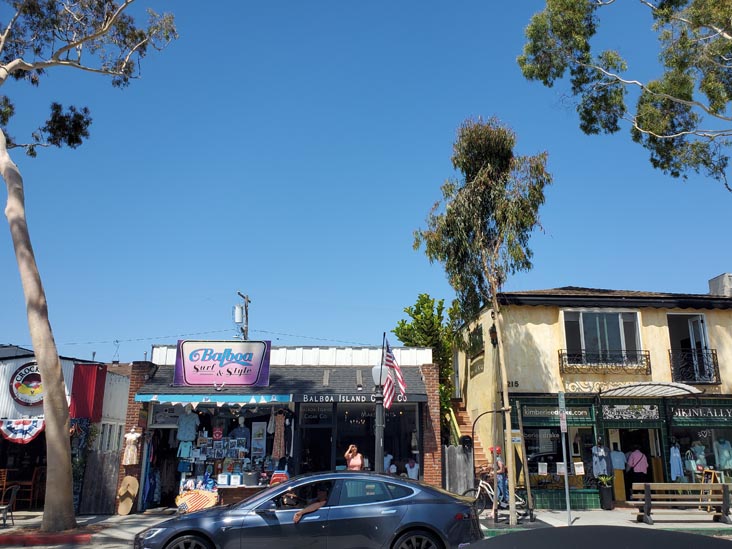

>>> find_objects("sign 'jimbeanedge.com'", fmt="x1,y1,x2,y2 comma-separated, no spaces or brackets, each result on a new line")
173,340,271,387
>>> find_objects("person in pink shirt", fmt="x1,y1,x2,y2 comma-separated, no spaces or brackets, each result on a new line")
626,445,649,488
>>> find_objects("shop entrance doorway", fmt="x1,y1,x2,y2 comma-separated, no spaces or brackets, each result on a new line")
300,428,333,473
612,428,661,498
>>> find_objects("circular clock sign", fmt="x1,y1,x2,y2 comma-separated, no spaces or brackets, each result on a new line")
10,362,44,406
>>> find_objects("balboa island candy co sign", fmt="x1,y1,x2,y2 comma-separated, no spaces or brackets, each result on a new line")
174,340,271,387
10,362,44,406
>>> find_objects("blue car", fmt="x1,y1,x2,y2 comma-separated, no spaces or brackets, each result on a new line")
135,471,483,549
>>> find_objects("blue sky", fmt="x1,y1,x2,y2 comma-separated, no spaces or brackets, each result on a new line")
1,1,729,362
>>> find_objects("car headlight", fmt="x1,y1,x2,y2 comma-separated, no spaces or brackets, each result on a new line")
140,528,167,540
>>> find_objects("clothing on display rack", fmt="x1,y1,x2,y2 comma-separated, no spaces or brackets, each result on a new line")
669,444,684,481
271,411,286,461
591,444,611,477
691,441,707,467
714,439,732,470
177,405,200,442
610,449,626,471
122,429,142,466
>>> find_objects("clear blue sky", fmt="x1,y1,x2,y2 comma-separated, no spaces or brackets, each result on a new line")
2,1,729,362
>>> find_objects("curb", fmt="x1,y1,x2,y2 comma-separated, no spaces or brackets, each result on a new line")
0,533,92,546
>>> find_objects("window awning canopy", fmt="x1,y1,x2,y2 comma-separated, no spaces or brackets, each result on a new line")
598,381,703,398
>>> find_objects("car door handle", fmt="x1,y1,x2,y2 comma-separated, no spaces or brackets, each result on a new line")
381,510,397,515
302,515,321,521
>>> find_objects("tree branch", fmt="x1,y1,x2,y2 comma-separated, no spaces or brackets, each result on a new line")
1,56,139,84
0,6,23,58
582,61,732,123
51,0,136,61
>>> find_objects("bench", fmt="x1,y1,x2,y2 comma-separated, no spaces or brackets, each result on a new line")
631,482,732,525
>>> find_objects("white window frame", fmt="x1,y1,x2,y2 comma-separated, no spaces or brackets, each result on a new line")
561,308,643,364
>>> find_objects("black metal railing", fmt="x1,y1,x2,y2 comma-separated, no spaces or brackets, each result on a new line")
669,349,720,384
559,349,651,374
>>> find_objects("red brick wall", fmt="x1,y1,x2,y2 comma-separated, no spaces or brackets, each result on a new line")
420,362,442,488
116,361,156,514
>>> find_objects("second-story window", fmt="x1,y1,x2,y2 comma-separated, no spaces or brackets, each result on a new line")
563,311,641,365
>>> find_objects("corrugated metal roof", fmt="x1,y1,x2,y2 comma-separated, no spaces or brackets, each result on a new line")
152,344,433,367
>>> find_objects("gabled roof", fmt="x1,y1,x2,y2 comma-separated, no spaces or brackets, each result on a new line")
500,287,732,310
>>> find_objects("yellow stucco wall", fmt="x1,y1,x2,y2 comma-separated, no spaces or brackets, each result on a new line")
457,303,732,450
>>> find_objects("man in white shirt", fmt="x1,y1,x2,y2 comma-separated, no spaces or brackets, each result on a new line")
384,453,393,472
406,457,419,479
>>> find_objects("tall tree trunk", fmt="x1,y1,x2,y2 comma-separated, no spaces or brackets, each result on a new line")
492,295,517,526
0,130,77,532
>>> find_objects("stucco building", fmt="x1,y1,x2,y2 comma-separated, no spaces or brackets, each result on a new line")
455,273,732,508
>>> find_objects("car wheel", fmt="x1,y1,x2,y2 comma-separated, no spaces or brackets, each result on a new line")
462,488,486,516
392,529,443,549
164,534,213,549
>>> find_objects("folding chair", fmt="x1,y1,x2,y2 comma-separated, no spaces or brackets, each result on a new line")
0,485,19,527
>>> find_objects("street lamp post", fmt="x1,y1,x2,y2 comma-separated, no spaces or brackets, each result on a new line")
372,364,388,474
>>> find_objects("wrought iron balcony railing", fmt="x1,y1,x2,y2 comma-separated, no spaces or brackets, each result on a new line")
669,349,720,384
559,349,651,375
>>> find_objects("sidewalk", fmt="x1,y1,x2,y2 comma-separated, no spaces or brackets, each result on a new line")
0,509,174,548
480,505,732,538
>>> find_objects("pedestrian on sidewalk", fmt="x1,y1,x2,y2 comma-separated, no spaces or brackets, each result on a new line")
491,446,508,506
626,445,649,495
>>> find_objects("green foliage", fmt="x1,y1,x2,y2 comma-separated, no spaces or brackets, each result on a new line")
519,0,732,190
414,118,552,322
597,474,614,487
0,0,177,154
393,293,460,439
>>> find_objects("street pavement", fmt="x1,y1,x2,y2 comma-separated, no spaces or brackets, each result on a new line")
1,505,731,547
0,509,174,548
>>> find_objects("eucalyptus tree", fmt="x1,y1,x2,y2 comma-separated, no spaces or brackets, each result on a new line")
0,0,176,532
415,117,551,525
519,0,732,191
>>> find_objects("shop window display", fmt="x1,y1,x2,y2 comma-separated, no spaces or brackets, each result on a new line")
670,427,732,480
144,404,296,511
523,427,585,489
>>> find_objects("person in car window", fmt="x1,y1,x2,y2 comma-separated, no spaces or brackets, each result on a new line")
293,486,329,524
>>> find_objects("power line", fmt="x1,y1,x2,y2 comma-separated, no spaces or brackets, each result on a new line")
22,328,374,348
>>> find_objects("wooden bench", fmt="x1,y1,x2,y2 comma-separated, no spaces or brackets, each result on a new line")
631,482,732,525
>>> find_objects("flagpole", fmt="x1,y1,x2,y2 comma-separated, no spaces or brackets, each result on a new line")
374,332,386,474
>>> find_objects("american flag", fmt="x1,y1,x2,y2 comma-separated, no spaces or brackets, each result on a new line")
383,339,406,409
383,370,396,409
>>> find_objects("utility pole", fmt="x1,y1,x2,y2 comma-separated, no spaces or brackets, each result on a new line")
234,292,251,340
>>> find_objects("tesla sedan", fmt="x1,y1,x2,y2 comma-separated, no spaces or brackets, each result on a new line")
135,471,483,549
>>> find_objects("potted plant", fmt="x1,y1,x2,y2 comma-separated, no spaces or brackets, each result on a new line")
597,475,615,510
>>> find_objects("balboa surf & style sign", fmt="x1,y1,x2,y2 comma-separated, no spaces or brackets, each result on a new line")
174,340,271,387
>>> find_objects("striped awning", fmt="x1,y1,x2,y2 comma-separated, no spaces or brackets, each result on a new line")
134,393,293,405
599,382,703,398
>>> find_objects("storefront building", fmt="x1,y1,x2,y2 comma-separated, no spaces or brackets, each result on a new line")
0,345,129,512
455,276,732,509
122,342,441,512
